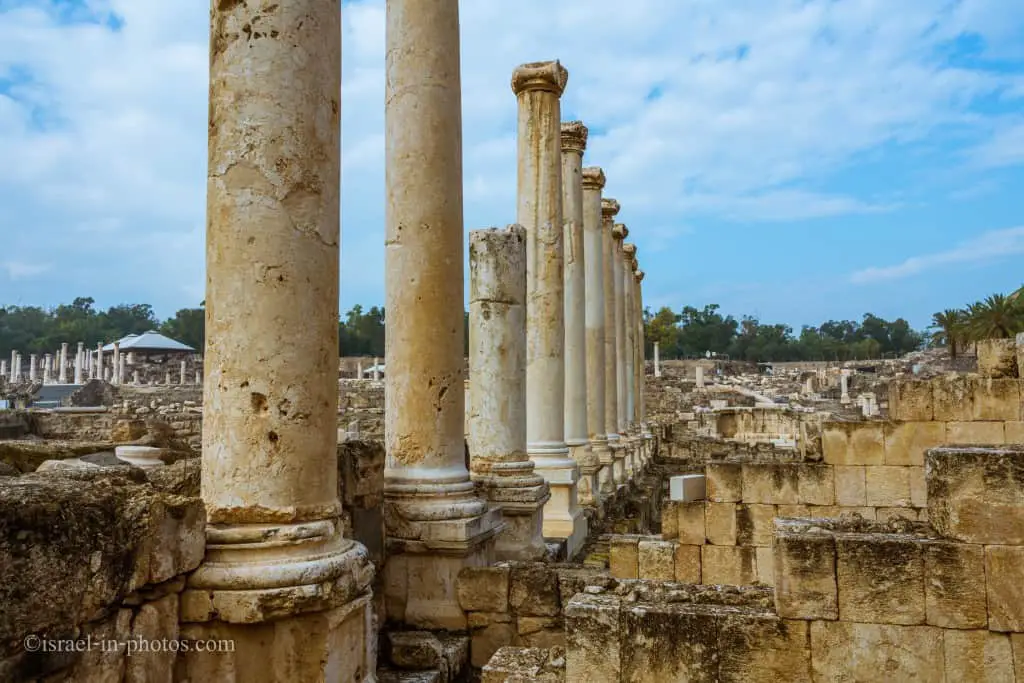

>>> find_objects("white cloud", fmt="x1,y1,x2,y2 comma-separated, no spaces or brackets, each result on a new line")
0,0,1021,316
849,226,1024,284
2,260,51,280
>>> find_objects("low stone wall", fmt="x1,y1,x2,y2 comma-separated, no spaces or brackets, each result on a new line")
338,379,384,441
0,465,205,681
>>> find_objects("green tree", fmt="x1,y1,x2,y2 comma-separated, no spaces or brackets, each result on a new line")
161,305,206,351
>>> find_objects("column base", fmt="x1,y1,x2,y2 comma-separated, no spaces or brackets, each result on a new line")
533,461,588,559
568,441,600,508
474,475,550,562
383,503,504,630
611,441,627,486
180,520,376,682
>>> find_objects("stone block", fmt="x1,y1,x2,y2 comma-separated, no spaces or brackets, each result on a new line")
677,502,706,545
972,377,1022,420
457,565,510,613
875,507,919,522
943,630,1014,682
702,546,757,585
810,621,943,682
883,421,945,467
736,504,777,547
660,501,678,540
777,504,811,518
773,525,838,620
945,421,1004,445
833,466,866,507
674,544,701,583
620,602,718,681
1005,421,1024,444
1014,634,1024,682
509,564,560,617
756,546,775,587
637,540,676,581
822,422,885,466
564,594,620,683
468,614,516,669
908,466,927,508
517,616,564,650
718,615,810,683
977,338,1019,378
125,594,179,683
864,466,912,507
797,465,834,506
927,446,1024,544
836,534,925,624
482,646,561,683
741,464,799,504
706,462,742,502
889,380,934,421
932,376,976,421
609,536,639,579
669,474,706,501
985,545,1024,632
705,502,737,545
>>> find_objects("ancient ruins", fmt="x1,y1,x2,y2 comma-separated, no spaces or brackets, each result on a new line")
2,1,1024,682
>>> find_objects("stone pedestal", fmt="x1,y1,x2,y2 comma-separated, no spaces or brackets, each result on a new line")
383,0,501,631
468,225,549,562
513,61,586,558
180,3,375,681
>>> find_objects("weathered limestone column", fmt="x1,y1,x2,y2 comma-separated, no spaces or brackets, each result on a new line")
165,369,172,385
12,353,20,382
28,354,37,383
9,351,16,382
601,200,624,488
111,342,120,386
840,370,851,404
0,360,6,380
74,342,84,384
696,365,705,388
654,342,661,377
635,267,653,463
132,369,139,386
612,222,630,480
42,355,52,384
513,60,587,557
118,355,126,385
621,243,637,478
356,360,363,379
179,360,187,385
561,121,598,510
582,167,610,505
468,225,549,561
94,343,103,381
194,369,201,386
383,0,501,631
58,343,68,383
179,3,375,681
372,357,380,381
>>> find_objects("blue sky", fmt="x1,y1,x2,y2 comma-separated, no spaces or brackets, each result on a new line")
1,0,1023,331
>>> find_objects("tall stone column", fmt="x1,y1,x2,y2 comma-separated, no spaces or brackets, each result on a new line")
635,266,652,463
9,351,16,382
561,121,598,510
94,343,103,381
179,3,374,681
621,243,637,478
0,360,6,380
513,60,587,557
43,355,52,384
611,222,630,482
111,342,120,385
383,0,501,631
28,354,37,383
74,342,84,384
118,355,126,385
654,342,661,377
180,360,187,385
58,343,68,383
468,225,549,561
582,167,610,504
601,199,623,488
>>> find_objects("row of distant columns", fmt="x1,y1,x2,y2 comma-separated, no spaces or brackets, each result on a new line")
1,346,197,386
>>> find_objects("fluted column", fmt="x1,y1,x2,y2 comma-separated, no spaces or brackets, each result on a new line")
582,167,610,503
468,225,549,561
383,0,500,630
513,60,587,557
561,121,598,509
179,3,374,680
58,343,68,383
601,199,623,488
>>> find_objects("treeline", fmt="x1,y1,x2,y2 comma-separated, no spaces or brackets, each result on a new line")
0,298,389,359
645,304,925,362
930,290,1024,359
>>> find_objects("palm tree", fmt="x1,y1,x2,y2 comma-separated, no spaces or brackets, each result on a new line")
930,309,966,359
964,294,1023,341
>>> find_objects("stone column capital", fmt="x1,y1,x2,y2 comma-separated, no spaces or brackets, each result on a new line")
612,222,628,241
582,166,605,190
601,197,620,218
511,60,568,96
560,120,588,154
636,270,645,282
622,242,636,258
